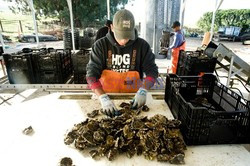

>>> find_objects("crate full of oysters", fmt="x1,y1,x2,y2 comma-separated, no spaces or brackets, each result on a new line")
64,103,187,164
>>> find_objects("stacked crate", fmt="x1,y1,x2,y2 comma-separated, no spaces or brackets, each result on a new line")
3,48,46,84
33,48,72,84
165,74,250,145
4,48,72,84
176,51,217,76
63,28,80,50
79,28,95,49
72,49,90,84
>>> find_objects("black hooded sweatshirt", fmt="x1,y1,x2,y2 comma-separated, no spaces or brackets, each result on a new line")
86,30,158,89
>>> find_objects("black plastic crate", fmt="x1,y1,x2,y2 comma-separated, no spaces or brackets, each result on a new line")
165,74,250,145
79,35,95,49
74,73,87,84
2,49,44,84
33,48,72,83
72,49,90,74
38,69,72,84
34,48,71,71
63,29,80,50
177,51,217,76
38,70,70,84
204,41,218,58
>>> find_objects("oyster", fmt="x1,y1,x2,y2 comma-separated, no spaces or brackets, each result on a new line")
64,130,77,145
135,144,144,155
89,150,99,159
22,126,34,135
169,154,185,164
123,125,135,140
59,157,73,166
119,102,131,108
157,154,170,162
142,105,149,112
87,109,99,118
126,148,136,158
93,130,106,143
106,148,118,161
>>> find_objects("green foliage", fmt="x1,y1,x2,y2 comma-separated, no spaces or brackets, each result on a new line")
4,0,128,27
197,9,250,32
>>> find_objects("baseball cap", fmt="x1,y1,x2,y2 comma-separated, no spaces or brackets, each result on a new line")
172,21,181,28
112,9,135,40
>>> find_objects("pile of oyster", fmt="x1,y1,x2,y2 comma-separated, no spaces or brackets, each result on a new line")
64,103,186,164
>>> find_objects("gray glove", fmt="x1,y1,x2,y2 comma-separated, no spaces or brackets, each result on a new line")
131,88,147,109
99,94,118,117
161,47,169,51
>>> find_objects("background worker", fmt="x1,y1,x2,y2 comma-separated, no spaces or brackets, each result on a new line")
162,21,186,73
87,9,158,117
95,20,112,41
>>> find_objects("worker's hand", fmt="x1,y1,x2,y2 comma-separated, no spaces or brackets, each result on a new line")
131,88,147,109
99,94,118,117
161,47,168,51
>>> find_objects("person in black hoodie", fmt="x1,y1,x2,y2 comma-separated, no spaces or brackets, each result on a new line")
86,9,158,117
95,20,112,41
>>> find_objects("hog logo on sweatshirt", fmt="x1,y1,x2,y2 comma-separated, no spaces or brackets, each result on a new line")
111,54,131,72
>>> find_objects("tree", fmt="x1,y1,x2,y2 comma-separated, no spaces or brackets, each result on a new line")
197,9,250,32
4,0,128,27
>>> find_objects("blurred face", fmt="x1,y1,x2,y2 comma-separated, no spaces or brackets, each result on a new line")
116,38,129,46
173,26,181,32
111,25,129,46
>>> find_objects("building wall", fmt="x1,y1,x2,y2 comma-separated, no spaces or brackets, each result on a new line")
142,0,181,54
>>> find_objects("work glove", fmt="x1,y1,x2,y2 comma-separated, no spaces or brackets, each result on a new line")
131,88,147,109
161,47,168,52
99,94,119,117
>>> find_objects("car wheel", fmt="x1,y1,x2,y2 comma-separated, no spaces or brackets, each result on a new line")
232,37,236,42
242,39,250,45
213,36,220,42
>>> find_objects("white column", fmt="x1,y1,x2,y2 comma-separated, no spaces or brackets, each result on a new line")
0,32,5,50
210,0,224,41
66,0,76,52
107,0,110,20
0,31,6,76
179,0,187,28
27,0,39,47
152,1,156,54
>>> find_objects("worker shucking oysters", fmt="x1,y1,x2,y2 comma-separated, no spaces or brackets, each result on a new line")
87,9,159,117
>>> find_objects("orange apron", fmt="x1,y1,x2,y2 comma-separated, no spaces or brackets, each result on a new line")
99,48,141,93
99,70,140,93
172,41,186,74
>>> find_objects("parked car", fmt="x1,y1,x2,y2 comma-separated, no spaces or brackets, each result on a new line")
189,32,199,37
1,34,12,43
213,26,250,43
213,26,242,42
241,28,250,45
18,34,58,43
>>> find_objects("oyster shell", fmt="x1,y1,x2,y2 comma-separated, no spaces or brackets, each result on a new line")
59,157,73,166
89,150,99,159
87,109,99,118
22,126,34,135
